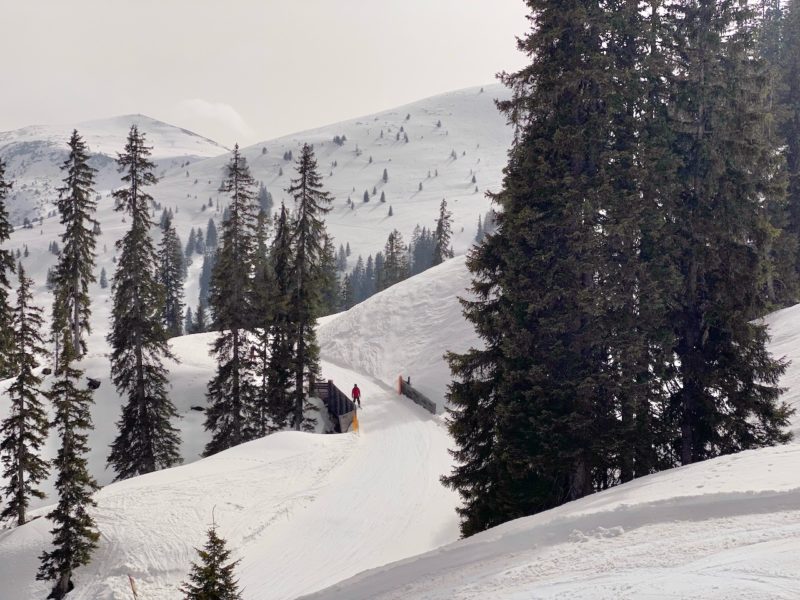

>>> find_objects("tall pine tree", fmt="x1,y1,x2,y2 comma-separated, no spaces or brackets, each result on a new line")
38,339,99,599
51,130,98,363
107,125,181,479
0,264,49,526
0,159,14,379
204,145,260,455
158,214,186,338
286,144,332,430
668,0,792,464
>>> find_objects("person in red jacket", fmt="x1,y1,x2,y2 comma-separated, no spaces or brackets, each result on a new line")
352,383,361,408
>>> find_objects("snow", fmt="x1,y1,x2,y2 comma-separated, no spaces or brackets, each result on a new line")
0,354,459,599
318,254,480,411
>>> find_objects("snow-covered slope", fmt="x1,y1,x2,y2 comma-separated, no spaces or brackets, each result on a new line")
302,443,800,600
319,255,479,410
0,354,459,600
154,84,511,263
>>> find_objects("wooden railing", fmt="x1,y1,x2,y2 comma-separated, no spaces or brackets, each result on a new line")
397,376,437,414
313,379,357,433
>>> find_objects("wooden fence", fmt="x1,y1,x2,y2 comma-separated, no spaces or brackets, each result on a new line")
397,376,437,414
313,379,358,433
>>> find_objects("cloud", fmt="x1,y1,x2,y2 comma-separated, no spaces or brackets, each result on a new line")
177,99,254,142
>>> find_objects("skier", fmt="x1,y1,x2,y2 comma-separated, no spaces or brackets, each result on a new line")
352,383,361,408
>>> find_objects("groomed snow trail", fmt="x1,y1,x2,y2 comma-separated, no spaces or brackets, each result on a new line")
0,360,459,600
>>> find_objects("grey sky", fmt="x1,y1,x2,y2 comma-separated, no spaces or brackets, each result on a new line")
0,1,529,147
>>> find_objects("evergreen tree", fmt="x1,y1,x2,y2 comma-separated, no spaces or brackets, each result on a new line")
186,228,197,259
185,306,194,335
180,525,242,600
286,144,332,430
251,211,276,436
380,229,408,289
195,303,207,334
107,125,181,480
265,203,296,429
319,235,340,316
158,215,186,337
51,130,98,362
257,182,273,216
443,0,648,534
204,145,260,455
668,0,791,464
0,159,15,379
0,265,48,526
37,341,99,599
206,218,219,250
195,227,206,255
432,198,453,265
99,267,108,289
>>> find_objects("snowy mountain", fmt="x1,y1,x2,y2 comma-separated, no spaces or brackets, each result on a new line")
0,114,229,222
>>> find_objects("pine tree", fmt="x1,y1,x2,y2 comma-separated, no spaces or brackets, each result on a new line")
99,267,108,289
380,229,409,289
158,215,186,337
668,0,791,464
204,145,260,455
51,130,98,362
251,211,276,436
286,144,332,430
206,218,219,250
257,181,273,216
443,0,642,534
265,203,296,429
432,198,453,265
180,525,242,600
195,303,208,334
37,341,99,599
319,235,340,316
185,306,194,335
186,228,197,259
0,159,15,379
0,265,49,526
107,125,182,480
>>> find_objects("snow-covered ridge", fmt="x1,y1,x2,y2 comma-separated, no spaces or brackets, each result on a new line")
0,113,228,159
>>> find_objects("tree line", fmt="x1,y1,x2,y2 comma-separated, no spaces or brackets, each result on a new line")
0,128,337,597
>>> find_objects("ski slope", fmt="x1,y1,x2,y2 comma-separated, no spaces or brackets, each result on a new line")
0,357,459,599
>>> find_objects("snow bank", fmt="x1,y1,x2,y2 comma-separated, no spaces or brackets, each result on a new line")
302,444,800,600
318,255,480,412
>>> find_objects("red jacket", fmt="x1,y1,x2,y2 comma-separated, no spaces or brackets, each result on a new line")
352,386,361,400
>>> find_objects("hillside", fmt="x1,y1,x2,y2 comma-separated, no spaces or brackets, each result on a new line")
0,114,229,221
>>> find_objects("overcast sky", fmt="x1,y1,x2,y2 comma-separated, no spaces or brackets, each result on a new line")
0,1,529,147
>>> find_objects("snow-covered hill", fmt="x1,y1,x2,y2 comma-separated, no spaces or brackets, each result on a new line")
319,254,479,410
0,114,229,221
